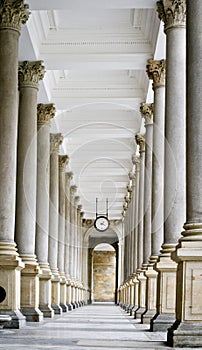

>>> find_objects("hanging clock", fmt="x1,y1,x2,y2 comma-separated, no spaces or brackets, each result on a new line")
94,215,110,232
94,198,110,232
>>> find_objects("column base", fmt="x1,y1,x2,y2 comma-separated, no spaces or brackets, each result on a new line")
67,303,73,311
39,264,54,318
142,309,156,324
60,303,68,312
20,308,43,322
167,321,202,348
51,304,63,315
151,313,176,332
135,307,146,319
0,242,26,328
51,271,62,315
20,255,43,322
0,310,26,329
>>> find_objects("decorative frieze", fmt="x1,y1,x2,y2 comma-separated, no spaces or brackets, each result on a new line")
18,61,45,89
157,0,186,31
0,0,30,32
37,103,55,126
135,134,145,153
140,102,154,125
58,155,69,172
146,59,166,89
50,133,63,153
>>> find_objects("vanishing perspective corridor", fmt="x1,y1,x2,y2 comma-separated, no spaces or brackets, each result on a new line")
0,304,171,350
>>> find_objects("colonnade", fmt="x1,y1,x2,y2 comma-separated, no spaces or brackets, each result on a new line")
119,0,202,347
0,0,86,328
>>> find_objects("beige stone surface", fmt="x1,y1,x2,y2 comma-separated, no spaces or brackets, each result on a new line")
93,251,115,302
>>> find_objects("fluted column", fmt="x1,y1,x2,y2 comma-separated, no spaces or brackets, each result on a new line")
129,172,136,276
36,104,55,318
15,61,45,322
58,155,69,312
152,0,186,331
70,185,77,308
168,1,202,347
141,103,154,269
135,134,146,319
65,172,74,310
0,0,29,328
144,59,166,324
49,133,63,315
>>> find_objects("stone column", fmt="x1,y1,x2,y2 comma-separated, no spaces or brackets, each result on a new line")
135,134,147,319
0,0,29,328
49,133,63,315
36,104,55,318
129,172,136,274
69,185,77,308
15,61,45,322
65,172,73,310
74,196,80,285
152,0,186,331
144,59,166,324
58,155,69,312
141,103,154,269
168,1,202,347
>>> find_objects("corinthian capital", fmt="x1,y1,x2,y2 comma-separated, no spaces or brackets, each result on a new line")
135,134,145,153
146,59,166,88
58,155,69,171
50,133,63,153
0,0,30,32
37,103,55,126
18,61,45,89
70,185,77,196
157,0,186,31
140,102,154,125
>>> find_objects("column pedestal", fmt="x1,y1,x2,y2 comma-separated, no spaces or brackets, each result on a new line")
151,248,177,331
142,262,158,324
39,264,54,318
135,271,147,319
0,243,26,328
51,271,62,314
66,280,73,311
59,274,67,312
20,255,43,322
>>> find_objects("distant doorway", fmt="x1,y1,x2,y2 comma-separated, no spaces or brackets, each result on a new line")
92,243,116,303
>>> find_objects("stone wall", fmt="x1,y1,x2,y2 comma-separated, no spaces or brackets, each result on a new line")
93,250,116,302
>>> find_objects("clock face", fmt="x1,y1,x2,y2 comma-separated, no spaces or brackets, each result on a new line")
94,216,109,232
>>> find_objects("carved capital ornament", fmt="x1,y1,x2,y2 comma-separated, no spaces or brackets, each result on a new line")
58,155,69,171
18,61,45,89
157,0,186,31
140,102,154,125
135,133,145,153
0,0,30,32
146,59,166,88
37,103,55,126
50,133,63,153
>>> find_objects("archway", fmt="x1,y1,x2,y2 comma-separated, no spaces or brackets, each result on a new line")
92,243,116,303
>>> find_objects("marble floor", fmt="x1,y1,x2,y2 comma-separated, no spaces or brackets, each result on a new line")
0,304,200,350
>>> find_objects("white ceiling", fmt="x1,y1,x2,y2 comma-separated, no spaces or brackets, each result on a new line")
19,0,165,220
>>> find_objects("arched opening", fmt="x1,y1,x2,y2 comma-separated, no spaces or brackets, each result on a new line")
92,243,116,303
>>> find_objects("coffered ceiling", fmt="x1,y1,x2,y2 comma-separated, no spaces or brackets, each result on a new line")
19,0,165,220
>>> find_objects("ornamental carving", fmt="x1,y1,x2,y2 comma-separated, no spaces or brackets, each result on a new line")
74,196,80,204
82,219,93,228
70,185,77,196
50,133,63,153
135,133,145,153
157,0,186,31
140,102,153,125
0,0,30,32
78,204,82,211
132,155,140,170
58,155,69,171
18,61,45,89
129,171,136,184
37,103,55,126
146,59,166,88
66,171,74,181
